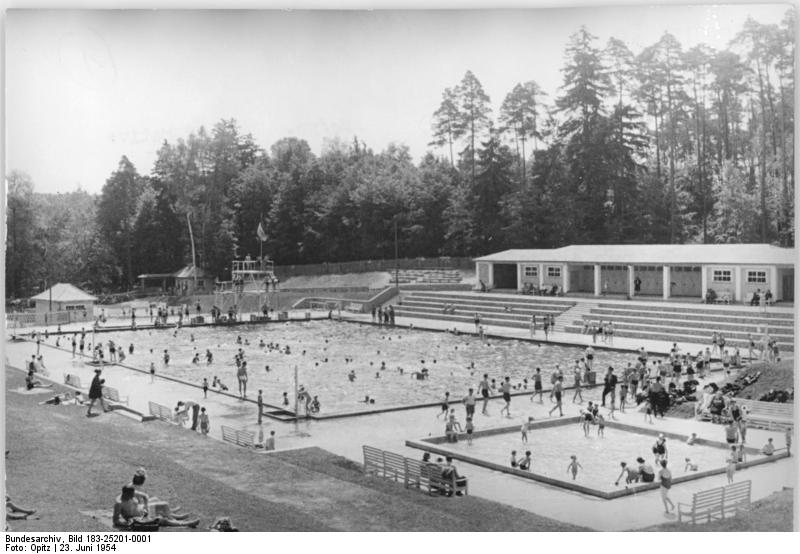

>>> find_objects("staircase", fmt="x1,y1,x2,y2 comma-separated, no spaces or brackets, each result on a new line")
553,301,598,332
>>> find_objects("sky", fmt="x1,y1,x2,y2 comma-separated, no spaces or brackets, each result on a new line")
4,3,792,194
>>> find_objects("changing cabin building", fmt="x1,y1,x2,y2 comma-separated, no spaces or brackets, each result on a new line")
29,283,97,321
474,244,795,303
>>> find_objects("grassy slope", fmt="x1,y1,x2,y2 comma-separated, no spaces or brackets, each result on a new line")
4,368,585,532
645,488,795,532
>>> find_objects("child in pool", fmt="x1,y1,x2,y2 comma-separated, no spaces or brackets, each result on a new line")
684,458,698,471
566,455,583,480
518,451,532,471
510,450,518,468
202,378,208,398
596,414,606,437
686,432,697,445
199,407,209,435
644,399,654,424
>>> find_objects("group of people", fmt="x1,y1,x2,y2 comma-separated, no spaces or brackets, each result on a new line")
112,468,199,529
370,305,396,326
581,320,615,344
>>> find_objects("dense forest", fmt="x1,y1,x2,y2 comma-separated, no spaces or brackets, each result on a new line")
5,15,795,298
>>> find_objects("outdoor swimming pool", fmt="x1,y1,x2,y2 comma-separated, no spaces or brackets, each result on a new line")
434,423,762,493
83,320,637,414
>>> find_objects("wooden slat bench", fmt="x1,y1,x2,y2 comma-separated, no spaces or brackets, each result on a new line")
362,445,384,477
677,486,725,524
221,425,255,448
428,468,469,497
404,458,431,491
383,451,406,482
148,401,174,422
735,398,794,430
722,480,752,518
102,386,128,405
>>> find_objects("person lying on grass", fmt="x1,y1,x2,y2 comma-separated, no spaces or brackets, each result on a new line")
113,485,198,529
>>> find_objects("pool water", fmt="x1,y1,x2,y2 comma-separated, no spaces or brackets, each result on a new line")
442,424,760,492
91,321,635,414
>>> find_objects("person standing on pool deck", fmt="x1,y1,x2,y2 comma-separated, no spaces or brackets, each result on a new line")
465,417,474,445
71,334,77,358
473,313,480,333
478,374,491,415
500,377,512,418
202,378,208,399
257,390,264,424
520,417,534,443
437,392,451,419
548,377,564,417
462,388,477,420
726,447,738,483
658,460,675,515
601,367,617,407
529,314,536,337
652,434,668,464
237,361,248,399
149,362,156,384
572,362,583,403
543,316,550,341
532,368,544,403
584,346,595,372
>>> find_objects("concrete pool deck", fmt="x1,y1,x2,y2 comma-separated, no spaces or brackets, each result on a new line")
6,331,795,531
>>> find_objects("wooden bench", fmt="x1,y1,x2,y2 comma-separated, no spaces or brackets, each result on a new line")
102,386,128,405
677,486,725,524
735,398,794,430
722,480,752,518
221,425,255,448
148,401,174,422
403,458,431,491
678,480,752,524
382,451,406,482
64,374,83,389
362,445,384,476
428,468,468,497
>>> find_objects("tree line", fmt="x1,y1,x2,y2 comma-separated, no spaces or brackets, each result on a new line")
5,13,794,298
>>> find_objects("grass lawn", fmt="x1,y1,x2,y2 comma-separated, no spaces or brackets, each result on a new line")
4,367,585,532
645,488,795,531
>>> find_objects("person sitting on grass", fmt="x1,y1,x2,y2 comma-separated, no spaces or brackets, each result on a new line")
126,468,189,520
25,369,52,391
113,485,199,529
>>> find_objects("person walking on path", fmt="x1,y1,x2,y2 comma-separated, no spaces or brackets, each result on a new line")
86,369,108,417
548,377,564,417
500,377,512,418
658,460,675,515
601,367,617,408
478,374,491,415
462,388,477,420
572,362,583,403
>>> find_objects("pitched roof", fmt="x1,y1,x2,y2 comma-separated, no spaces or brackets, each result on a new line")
474,244,796,266
30,283,97,303
173,265,212,279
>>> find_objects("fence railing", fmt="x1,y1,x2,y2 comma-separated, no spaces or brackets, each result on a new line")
273,257,474,278
6,310,93,329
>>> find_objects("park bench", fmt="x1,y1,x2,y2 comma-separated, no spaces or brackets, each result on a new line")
721,480,752,518
362,445,384,476
382,451,406,482
102,386,128,405
735,398,794,430
221,425,255,448
64,374,83,389
678,480,751,524
148,401,174,422
677,485,725,524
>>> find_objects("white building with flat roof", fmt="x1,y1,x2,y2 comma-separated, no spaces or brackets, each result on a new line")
474,244,795,302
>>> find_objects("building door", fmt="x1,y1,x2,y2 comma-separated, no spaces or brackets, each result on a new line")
782,270,794,302
492,264,518,289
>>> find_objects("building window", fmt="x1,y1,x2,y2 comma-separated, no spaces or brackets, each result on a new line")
747,271,767,284
713,270,732,283
524,266,538,277
547,266,561,277
65,305,85,311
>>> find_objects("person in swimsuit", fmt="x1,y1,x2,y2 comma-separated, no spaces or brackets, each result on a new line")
462,388,477,419
581,404,594,437
532,368,543,403
572,362,583,403
658,460,675,515
520,417,533,443
548,377,563,417
113,485,198,529
500,377,512,418
614,461,639,486
437,392,450,419
652,434,668,464
518,451,532,471
510,450,518,468
465,417,474,445
479,374,491,415
566,455,582,480
637,457,655,482
237,361,248,399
